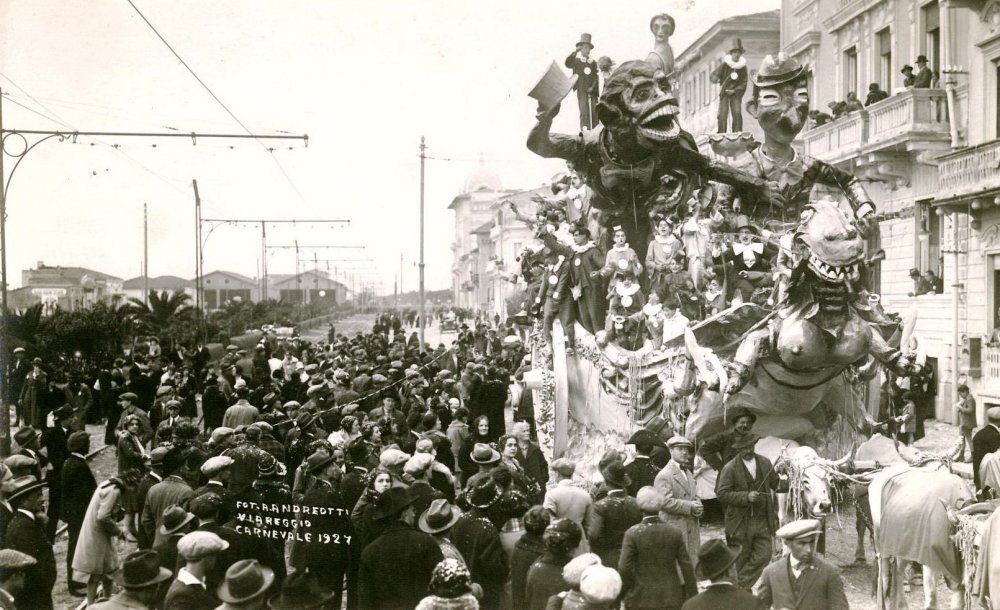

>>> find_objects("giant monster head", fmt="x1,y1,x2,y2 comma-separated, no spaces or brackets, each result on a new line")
795,200,865,282
746,53,810,147
597,61,681,152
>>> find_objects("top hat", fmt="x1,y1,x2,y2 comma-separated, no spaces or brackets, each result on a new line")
916,55,928,64
753,52,805,88
114,550,173,588
625,428,667,449
268,571,335,609
529,61,579,113
728,38,745,54
695,539,743,580
217,559,275,604
418,498,463,534
732,216,761,235
576,33,593,48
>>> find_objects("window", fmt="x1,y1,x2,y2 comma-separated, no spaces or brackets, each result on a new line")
923,2,940,74
843,46,859,99
512,242,522,257
876,28,892,92
917,200,941,275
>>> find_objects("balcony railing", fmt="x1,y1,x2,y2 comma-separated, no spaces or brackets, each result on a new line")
802,111,867,162
938,138,1000,200
867,89,948,144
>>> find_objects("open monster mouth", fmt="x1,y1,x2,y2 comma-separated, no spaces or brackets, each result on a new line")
807,254,862,282
638,102,680,141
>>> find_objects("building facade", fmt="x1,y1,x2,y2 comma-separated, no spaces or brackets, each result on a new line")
11,263,125,314
122,275,195,303
674,9,781,141
201,270,259,310
269,269,348,305
781,0,984,422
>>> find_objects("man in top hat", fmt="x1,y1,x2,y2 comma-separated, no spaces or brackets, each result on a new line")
588,458,642,569
655,435,703,558
62,430,96,596
714,38,748,132
715,433,784,589
901,64,915,87
565,33,599,130
450,479,507,610
914,54,933,88
215,559,274,610
619,486,697,610
359,486,444,610
164,531,230,609
89,550,172,610
754,519,848,610
681,539,762,610
717,53,877,232
4,476,55,610
0,549,37,610
624,429,666,497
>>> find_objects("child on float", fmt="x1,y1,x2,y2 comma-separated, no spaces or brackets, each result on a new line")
604,269,645,346
595,225,642,284
646,215,684,295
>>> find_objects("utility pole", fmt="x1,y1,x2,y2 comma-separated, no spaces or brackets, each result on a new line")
0,89,8,455
143,203,149,306
261,221,268,301
192,180,203,337
400,253,404,301
419,136,426,350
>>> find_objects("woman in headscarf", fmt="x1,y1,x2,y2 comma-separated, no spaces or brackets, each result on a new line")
497,434,542,502
350,467,396,549
415,558,482,610
72,469,142,604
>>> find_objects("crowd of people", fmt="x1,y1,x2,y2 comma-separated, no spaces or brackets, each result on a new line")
0,310,868,610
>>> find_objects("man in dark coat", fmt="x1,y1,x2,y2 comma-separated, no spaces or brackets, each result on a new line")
4,477,56,610
358,487,444,610
973,407,1000,495
61,431,97,595
42,405,74,542
714,39,748,132
141,450,195,548
588,460,642,568
6,348,31,425
715,433,783,589
450,480,508,610
298,452,351,609
682,538,764,610
565,33,599,129
624,430,665,497
12,427,45,481
754,519,849,610
913,55,933,88
619,486,697,610
697,406,757,472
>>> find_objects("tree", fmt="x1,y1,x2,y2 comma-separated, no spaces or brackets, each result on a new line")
125,290,194,347
4,303,45,353
36,302,124,363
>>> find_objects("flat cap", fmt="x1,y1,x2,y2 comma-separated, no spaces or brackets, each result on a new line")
776,518,822,541
380,448,411,468
149,446,169,466
987,406,1000,423
201,456,234,476
210,427,235,443
282,400,301,410
666,435,694,449
551,458,576,477
119,392,139,402
176,531,229,560
0,549,37,570
156,386,173,397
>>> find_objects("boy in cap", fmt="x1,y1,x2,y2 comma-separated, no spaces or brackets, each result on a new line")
164,531,229,609
754,519,848,610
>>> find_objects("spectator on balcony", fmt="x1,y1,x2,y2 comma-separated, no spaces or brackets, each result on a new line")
907,268,933,296
914,55,933,88
828,100,848,119
844,92,865,113
924,269,944,294
808,109,833,127
901,65,915,88
865,83,889,106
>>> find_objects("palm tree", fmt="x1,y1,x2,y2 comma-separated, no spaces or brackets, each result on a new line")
4,303,44,353
125,290,194,345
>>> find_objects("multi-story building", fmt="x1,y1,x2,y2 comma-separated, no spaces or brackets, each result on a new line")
674,9,782,141
10,263,125,314
780,0,983,422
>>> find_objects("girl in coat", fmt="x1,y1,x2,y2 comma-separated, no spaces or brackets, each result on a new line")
72,472,141,604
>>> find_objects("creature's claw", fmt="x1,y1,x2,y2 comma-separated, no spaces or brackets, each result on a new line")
724,362,751,395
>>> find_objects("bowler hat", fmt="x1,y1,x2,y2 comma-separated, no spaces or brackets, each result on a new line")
114,550,173,588
268,571,335,609
12,427,39,448
217,559,275,604
753,52,805,88
625,429,667,449
371,486,417,521
916,55,928,64
418,498,463,534
577,33,593,48
695,538,743,580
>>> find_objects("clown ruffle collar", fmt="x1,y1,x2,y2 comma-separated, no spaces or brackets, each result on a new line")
615,282,641,297
723,54,747,70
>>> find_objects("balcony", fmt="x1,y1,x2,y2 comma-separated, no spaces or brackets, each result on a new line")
937,138,1000,201
984,344,1000,396
865,89,950,152
801,111,867,165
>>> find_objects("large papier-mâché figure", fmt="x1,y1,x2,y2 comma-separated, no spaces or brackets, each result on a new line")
527,60,766,259
716,53,878,233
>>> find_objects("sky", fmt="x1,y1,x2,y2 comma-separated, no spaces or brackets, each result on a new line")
0,0,778,293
